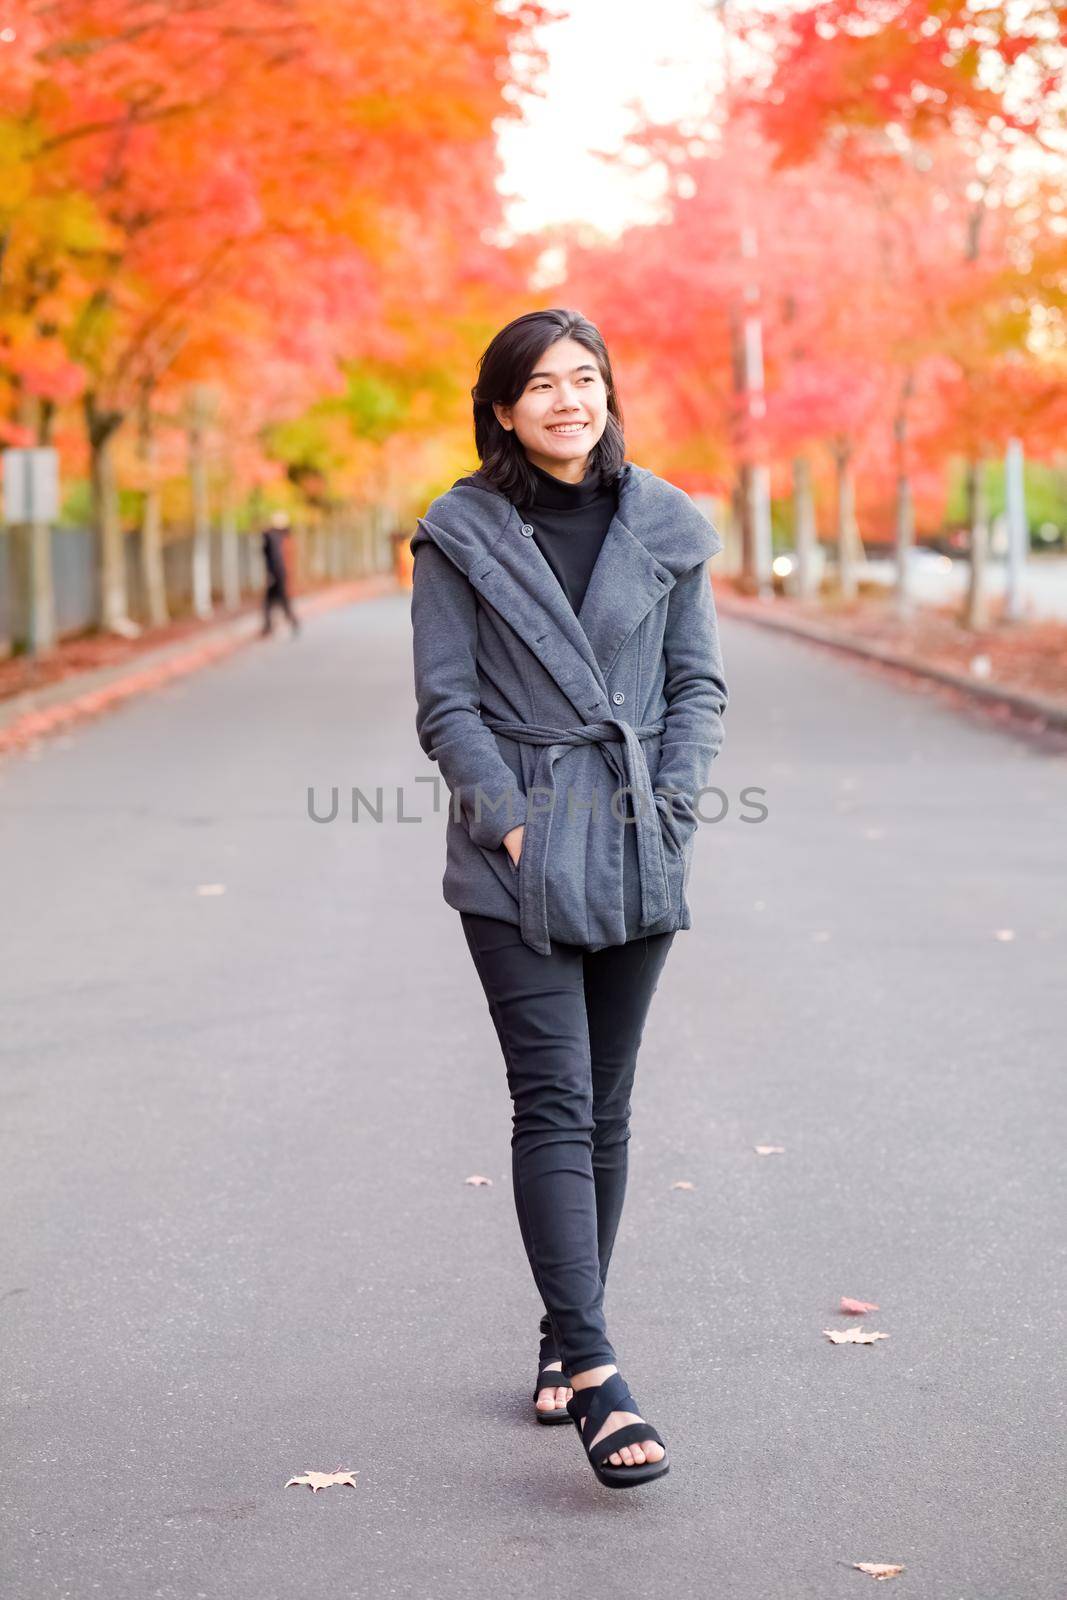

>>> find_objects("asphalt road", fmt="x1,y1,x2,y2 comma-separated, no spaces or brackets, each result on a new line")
2,590,1065,1600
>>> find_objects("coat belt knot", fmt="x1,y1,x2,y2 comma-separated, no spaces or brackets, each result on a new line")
482,715,671,954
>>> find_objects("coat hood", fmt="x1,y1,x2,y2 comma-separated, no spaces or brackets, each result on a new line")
409,462,723,704
409,461,722,577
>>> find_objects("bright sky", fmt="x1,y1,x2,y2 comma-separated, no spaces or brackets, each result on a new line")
494,0,728,240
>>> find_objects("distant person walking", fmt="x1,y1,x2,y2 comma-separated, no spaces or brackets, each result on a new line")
260,510,300,636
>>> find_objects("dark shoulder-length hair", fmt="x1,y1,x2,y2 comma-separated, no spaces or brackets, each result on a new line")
471,308,627,507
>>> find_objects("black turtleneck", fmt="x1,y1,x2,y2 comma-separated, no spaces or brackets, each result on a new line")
517,460,617,617
452,458,619,617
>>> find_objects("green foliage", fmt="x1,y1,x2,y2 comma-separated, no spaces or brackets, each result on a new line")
342,366,410,444
945,456,1067,532
60,478,93,525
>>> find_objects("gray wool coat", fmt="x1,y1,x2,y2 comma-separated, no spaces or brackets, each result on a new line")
408,461,729,955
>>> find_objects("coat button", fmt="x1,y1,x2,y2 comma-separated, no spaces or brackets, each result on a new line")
520,523,535,536
611,690,625,705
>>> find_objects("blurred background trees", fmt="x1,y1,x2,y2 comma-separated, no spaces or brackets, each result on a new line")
2,0,1065,649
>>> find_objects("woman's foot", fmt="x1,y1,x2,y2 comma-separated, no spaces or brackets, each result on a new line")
569,1363,665,1468
535,1359,573,1415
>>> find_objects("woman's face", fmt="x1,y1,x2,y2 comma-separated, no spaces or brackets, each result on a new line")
493,336,609,478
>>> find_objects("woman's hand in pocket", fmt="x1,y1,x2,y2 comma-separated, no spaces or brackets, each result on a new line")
654,795,684,855
503,824,525,869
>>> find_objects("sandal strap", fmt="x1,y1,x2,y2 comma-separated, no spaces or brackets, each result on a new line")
535,1366,571,1391
568,1371,637,1446
588,1421,665,1469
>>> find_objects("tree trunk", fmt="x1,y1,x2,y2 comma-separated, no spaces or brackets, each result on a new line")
893,469,915,621
137,392,169,629
963,458,989,630
219,469,241,610
832,438,860,601
959,195,988,630
730,300,759,595
186,386,214,621
291,520,307,589
735,462,758,594
1003,437,1027,624
893,374,915,620
10,395,57,654
792,454,817,598
354,504,371,577
309,520,326,582
85,393,139,636
749,463,774,597
325,509,343,580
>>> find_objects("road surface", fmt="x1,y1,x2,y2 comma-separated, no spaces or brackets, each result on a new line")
2,590,1064,1599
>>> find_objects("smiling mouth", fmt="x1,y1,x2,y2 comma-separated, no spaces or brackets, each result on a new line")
546,422,587,435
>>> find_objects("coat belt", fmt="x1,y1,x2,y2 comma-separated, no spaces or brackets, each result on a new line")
482,715,670,955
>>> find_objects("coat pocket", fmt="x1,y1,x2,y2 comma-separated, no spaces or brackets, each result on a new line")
655,796,686,857
471,834,522,904
654,803,690,922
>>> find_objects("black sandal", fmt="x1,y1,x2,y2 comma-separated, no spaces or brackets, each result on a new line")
533,1362,573,1425
566,1370,670,1487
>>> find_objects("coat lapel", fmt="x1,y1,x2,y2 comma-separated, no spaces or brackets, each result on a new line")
412,462,722,722
479,494,607,710
574,510,675,675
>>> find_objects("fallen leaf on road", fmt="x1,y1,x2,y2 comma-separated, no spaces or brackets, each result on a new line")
671,1180,696,1190
755,1145,785,1155
840,1297,880,1314
823,1327,890,1344
464,1174,493,1186
852,1562,904,1579
285,1469,357,1493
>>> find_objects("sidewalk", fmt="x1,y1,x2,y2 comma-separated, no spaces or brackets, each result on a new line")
716,583,1067,734
0,574,399,755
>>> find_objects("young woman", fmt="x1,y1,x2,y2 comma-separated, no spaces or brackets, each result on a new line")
409,308,728,1489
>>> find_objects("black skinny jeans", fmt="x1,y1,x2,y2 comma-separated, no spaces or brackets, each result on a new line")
459,911,675,1377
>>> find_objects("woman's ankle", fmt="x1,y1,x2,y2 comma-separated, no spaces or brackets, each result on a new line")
569,1362,618,1390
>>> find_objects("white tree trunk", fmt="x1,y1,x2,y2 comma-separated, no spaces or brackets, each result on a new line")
86,398,139,636
219,475,241,610
833,440,860,602
186,387,214,621
963,459,989,631
137,400,169,630
792,455,817,599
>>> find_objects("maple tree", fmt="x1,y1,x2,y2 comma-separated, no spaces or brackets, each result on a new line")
1,0,553,637
749,0,1066,168
5,0,1065,648
537,3,1067,624
553,118,910,583
743,0,1067,624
